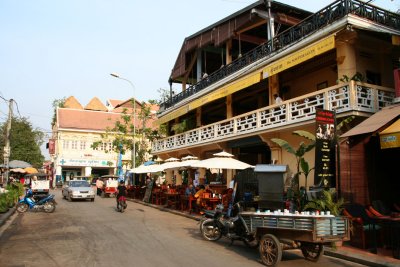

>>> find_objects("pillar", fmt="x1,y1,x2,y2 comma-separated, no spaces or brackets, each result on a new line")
85,166,92,176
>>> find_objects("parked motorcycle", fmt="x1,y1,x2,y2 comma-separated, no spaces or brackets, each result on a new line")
16,189,56,213
200,202,258,247
117,196,127,213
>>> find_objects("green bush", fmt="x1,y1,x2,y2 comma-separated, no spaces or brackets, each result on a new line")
0,194,9,213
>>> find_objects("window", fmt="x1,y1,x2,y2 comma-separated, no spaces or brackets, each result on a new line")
80,141,86,150
63,140,69,149
71,140,78,150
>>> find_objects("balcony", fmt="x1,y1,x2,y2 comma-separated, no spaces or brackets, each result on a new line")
152,82,395,153
160,0,400,113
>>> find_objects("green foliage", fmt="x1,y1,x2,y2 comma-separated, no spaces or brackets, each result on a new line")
303,189,345,216
91,101,164,168
271,130,316,210
171,117,196,134
0,194,8,213
51,97,66,127
0,182,23,212
0,117,45,168
338,72,364,83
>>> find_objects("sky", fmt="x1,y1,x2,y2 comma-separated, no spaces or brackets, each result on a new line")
0,0,399,160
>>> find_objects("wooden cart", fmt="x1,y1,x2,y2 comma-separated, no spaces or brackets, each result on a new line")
240,212,350,266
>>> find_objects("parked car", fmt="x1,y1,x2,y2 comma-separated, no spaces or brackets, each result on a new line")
62,180,95,202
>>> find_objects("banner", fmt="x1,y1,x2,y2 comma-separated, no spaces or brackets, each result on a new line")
48,139,55,155
314,109,336,188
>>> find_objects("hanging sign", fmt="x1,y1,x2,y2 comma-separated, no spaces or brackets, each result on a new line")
314,109,336,188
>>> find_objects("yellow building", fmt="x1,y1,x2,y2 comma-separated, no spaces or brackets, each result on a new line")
152,0,400,199
51,96,153,183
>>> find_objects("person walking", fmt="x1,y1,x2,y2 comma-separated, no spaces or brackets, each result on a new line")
96,178,104,196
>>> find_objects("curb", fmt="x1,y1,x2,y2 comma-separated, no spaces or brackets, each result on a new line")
0,207,16,228
324,248,398,267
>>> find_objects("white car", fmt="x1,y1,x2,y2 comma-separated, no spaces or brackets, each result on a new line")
62,180,95,202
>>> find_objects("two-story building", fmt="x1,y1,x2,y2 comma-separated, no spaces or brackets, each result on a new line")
51,96,156,184
152,0,400,205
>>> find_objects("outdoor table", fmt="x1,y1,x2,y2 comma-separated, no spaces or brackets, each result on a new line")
180,195,196,212
164,192,180,209
201,197,221,210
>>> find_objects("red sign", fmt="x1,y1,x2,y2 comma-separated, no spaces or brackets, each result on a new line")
48,139,55,155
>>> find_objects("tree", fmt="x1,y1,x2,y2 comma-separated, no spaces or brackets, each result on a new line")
0,117,45,168
51,97,66,127
92,100,163,169
271,130,316,210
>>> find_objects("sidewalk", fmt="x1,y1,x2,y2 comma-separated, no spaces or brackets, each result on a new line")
1,199,399,266
128,198,400,267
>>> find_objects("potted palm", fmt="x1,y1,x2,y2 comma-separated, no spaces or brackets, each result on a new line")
304,189,346,248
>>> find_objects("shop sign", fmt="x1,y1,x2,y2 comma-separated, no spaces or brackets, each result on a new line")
314,109,336,188
59,158,115,167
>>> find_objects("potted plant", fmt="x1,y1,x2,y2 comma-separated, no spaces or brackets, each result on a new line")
304,189,346,248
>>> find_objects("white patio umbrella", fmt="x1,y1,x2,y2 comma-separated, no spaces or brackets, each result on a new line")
190,151,253,170
130,164,163,174
174,155,199,169
159,157,181,170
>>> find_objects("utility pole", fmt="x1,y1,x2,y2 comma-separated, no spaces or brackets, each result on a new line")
3,99,13,185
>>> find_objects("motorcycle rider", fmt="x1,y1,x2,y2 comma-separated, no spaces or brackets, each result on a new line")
116,180,127,207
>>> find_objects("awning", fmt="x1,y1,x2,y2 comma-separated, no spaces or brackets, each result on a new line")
341,104,400,138
380,119,400,149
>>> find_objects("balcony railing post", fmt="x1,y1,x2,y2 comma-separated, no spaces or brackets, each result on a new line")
256,111,261,128
349,81,357,110
372,87,379,112
286,103,291,123
323,90,330,110
198,128,202,142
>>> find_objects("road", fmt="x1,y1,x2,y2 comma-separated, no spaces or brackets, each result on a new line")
0,190,362,267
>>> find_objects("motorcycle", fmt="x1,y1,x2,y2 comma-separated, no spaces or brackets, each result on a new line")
16,189,56,213
200,202,258,247
117,196,127,213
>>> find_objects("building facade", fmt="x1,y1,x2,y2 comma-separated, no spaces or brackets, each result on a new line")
153,0,400,203
51,96,153,184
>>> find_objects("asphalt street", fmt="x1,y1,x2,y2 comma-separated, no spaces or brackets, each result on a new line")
0,190,364,267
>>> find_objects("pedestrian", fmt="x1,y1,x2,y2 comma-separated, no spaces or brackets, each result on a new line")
96,178,104,196
274,93,282,104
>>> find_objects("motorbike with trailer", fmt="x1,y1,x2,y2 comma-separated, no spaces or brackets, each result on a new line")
200,201,258,247
200,202,351,266
16,189,56,213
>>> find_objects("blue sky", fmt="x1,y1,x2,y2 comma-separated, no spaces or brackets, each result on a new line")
0,0,399,159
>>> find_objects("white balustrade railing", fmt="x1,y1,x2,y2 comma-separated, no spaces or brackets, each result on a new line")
153,82,395,153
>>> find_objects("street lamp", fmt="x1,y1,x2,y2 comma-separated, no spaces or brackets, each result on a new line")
110,73,136,169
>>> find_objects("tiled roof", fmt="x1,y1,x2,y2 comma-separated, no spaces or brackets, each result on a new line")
64,96,83,109
57,108,158,131
85,97,108,111
57,108,125,131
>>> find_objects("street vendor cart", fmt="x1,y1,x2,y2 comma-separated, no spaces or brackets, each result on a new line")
241,211,350,266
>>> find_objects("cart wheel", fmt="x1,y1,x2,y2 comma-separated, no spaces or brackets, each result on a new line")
301,242,324,262
259,234,282,266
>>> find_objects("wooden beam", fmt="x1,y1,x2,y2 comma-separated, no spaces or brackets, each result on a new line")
234,33,267,45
